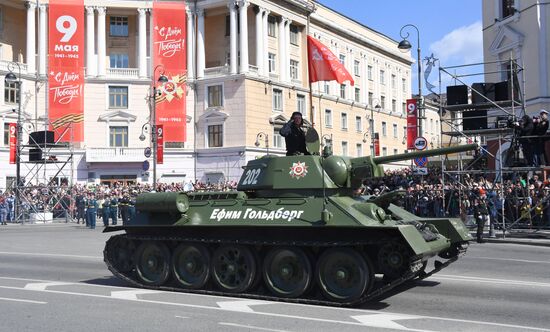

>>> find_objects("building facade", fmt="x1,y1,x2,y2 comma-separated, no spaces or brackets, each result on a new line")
0,0,438,191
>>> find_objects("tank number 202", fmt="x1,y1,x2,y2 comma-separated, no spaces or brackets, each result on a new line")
242,168,261,185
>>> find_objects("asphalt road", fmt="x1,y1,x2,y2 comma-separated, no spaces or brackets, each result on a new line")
0,224,549,332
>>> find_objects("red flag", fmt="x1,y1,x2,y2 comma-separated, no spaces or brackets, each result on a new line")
307,35,354,86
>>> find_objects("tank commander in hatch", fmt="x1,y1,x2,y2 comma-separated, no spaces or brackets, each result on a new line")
279,111,311,156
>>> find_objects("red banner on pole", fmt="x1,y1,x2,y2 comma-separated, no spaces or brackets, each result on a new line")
373,132,380,157
307,35,354,86
8,123,17,164
406,99,418,150
48,0,85,142
153,1,187,142
157,125,164,164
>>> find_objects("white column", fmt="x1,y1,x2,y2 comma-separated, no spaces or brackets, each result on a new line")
228,2,237,75
262,10,270,76
25,1,36,73
186,7,195,80
238,0,249,73
38,4,47,76
96,7,107,77
196,8,205,79
85,6,96,77
278,17,286,81
138,8,147,78
254,6,263,75
284,19,291,82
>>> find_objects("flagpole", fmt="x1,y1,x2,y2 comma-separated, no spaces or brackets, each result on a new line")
306,5,315,125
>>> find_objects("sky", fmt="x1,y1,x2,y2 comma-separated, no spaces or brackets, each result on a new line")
316,0,484,94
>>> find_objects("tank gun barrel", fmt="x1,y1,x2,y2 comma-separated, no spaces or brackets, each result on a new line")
371,144,478,165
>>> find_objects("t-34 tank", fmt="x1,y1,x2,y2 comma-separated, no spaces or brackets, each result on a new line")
103,135,476,306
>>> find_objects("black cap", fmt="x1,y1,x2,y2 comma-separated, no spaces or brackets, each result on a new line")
291,112,302,119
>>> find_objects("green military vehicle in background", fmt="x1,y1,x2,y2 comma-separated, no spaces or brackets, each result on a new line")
104,129,476,306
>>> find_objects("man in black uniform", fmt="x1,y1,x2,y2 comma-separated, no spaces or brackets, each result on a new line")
533,110,549,166
119,193,130,225
75,192,86,224
110,195,119,225
474,197,489,243
279,112,310,156
518,114,534,166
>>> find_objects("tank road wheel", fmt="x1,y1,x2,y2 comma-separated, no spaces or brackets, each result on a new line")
211,245,257,293
105,236,136,273
134,241,171,286
171,243,210,289
262,247,312,298
378,241,411,280
316,248,373,303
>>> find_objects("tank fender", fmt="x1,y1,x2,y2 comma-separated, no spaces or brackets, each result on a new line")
424,218,473,243
396,225,450,256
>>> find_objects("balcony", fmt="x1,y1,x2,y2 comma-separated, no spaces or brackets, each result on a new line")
106,67,140,79
85,147,145,163
204,65,229,78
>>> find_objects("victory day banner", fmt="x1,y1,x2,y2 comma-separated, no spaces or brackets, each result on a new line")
153,1,187,142
406,98,418,150
9,123,16,164
48,0,85,142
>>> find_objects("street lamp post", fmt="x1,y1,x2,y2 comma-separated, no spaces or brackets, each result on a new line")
368,99,381,156
5,62,22,224
254,132,269,155
398,24,423,137
146,65,168,191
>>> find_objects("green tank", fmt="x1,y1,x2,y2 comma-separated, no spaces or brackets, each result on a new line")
103,132,476,306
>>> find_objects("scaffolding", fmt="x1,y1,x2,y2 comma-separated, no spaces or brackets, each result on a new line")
11,119,75,223
436,58,547,235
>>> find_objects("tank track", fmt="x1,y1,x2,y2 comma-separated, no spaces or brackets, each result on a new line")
104,233,458,307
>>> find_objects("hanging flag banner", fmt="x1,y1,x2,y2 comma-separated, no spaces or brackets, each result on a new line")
156,125,164,164
406,98,418,150
48,0,85,142
307,35,354,86
153,1,187,142
9,123,17,164
373,132,380,157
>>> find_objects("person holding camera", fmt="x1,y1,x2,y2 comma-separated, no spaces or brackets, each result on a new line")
279,112,310,156
533,110,549,166
517,114,535,166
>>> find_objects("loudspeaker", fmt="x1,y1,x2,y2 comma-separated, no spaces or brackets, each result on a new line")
29,148,43,162
471,83,496,104
463,110,488,130
446,85,468,105
495,81,509,101
29,130,54,146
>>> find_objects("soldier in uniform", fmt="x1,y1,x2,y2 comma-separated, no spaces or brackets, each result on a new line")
75,192,86,224
102,194,111,227
86,193,98,229
119,193,130,225
474,197,489,243
128,192,137,224
110,194,119,225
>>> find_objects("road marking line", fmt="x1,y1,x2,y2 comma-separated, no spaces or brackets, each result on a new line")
471,256,550,264
434,275,550,288
217,299,271,312
0,297,47,304
24,282,73,291
351,313,428,331
174,316,188,319
111,289,162,300
0,251,102,260
219,322,292,332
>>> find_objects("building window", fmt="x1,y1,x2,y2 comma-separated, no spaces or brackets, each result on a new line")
267,16,276,37
402,102,406,113
207,84,223,107
380,70,385,85
354,87,361,103
325,109,332,128
272,88,283,112
108,86,128,109
297,94,306,114
290,60,299,80
110,53,128,68
341,112,348,130
430,119,434,133
4,82,19,104
382,147,387,156
354,60,360,76
339,54,346,65
393,148,398,155
382,121,387,137
273,127,284,148
109,16,128,37
380,96,386,109
3,123,9,146
356,143,362,157
435,120,439,133
109,126,128,147
289,25,299,45
340,84,346,99
341,141,348,156
367,65,373,80
268,53,276,73
392,99,396,113
393,123,398,138
208,124,223,147
402,78,407,92
368,92,373,107
391,74,396,89
502,0,515,18
355,116,362,132
323,81,330,94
